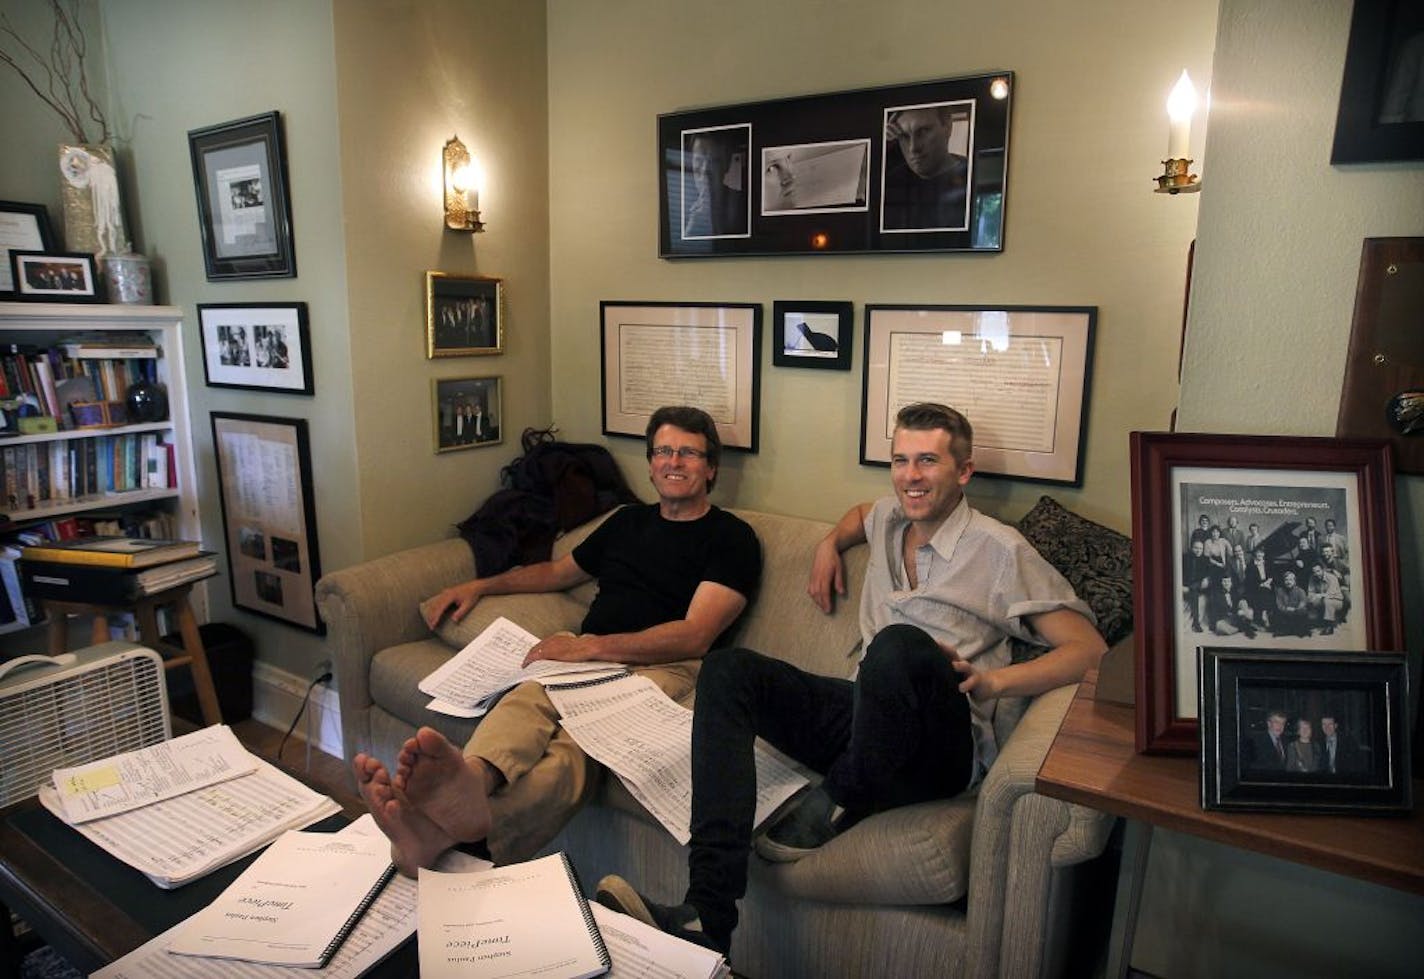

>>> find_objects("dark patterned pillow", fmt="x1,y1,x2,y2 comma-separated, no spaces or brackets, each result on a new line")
1017,495,1134,646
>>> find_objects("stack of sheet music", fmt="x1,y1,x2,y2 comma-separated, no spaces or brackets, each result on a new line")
38,724,341,889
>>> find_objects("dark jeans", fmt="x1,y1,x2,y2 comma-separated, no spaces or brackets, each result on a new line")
685,623,975,938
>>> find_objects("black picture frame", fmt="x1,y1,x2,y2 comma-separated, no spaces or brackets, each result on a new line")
771,301,853,370
658,72,1012,257
1199,646,1412,814
210,412,324,633
8,251,101,303
1331,0,1424,163
0,200,57,299
188,111,297,280
198,302,314,395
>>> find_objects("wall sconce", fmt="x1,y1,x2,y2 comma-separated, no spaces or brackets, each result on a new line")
443,134,485,232
1155,70,1201,194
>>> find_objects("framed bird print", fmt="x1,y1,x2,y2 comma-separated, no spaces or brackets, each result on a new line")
772,300,853,370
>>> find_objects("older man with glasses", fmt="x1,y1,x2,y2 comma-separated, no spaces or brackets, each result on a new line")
354,404,761,875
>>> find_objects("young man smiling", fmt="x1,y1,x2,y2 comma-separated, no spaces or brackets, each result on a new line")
353,405,760,874
597,402,1105,958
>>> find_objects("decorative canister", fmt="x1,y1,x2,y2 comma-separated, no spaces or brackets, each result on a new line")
101,253,153,304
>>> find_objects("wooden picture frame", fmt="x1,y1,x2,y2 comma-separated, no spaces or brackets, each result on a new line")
772,300,852,370
1130,432,1404,754
433,375,502,453
1331,0,1424,164
211,412,324,633
1200,646,1412,813
861,305,1095,484
658,72,1013,257
600,301,761,451
198,302,314,395
426,272,503,357
8,251,100,303
188,111,297,280
0,201,57,299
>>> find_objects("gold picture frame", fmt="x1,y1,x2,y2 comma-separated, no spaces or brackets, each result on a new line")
426,271,503,358
432,375,503,453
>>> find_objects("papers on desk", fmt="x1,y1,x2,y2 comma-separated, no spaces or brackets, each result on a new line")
39,741,341,889
91,815,492,979
50,724,256,824
419,616,625,718
548,674,807,844
592,904,730,979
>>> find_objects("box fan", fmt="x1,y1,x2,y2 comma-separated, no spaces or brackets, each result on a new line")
0,642,171,807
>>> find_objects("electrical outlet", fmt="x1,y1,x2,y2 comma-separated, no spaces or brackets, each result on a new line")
313,659,333,683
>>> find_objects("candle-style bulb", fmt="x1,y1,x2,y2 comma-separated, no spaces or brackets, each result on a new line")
1166,70,1198,159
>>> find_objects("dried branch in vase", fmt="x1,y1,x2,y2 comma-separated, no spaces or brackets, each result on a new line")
0,0,109,145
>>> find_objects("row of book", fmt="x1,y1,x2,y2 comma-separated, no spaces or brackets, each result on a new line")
1,337,160,429
0,432,174,515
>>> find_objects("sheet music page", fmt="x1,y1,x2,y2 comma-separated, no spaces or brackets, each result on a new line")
417,854,608,979
419,615,627,715
51,725,258,824
38,757,340,888
91,816,491,979
591,904,728,979
554,677,807,844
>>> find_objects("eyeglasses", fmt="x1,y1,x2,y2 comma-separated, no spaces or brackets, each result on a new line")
651,445,707,460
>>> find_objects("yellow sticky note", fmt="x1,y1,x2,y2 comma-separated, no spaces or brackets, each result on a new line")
62,766,121,795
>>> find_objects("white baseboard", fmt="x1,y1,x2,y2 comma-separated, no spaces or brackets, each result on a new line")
251,660,344,759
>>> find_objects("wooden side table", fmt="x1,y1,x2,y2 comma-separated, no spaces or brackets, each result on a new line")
41,582,223,727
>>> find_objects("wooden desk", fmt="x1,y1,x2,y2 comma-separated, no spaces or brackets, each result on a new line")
1037,672,1424,975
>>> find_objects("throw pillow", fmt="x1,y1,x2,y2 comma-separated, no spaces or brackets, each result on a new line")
1017,495,1134,646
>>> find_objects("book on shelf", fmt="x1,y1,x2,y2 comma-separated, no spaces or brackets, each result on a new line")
20,535,201,568
61,340,158,360
20,553,217,603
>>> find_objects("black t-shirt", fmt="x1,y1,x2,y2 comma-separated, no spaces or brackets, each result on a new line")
572,504,760,644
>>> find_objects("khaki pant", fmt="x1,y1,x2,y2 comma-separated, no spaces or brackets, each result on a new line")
463,660,700,864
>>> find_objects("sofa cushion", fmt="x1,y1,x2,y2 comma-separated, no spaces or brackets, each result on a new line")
421,591,590,650
1016,495,1133,646
369,637,480,745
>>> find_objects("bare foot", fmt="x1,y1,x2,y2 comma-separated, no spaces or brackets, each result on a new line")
353,752,456,877
391,727,492,845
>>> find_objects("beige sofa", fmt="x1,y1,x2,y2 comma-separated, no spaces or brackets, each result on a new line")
315,504,1124,977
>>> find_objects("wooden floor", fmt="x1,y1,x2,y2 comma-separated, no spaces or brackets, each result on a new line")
229,716,363,813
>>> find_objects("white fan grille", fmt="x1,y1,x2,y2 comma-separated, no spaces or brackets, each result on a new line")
0,646,171,807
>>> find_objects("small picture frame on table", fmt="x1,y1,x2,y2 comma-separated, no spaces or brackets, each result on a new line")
198,302,314,394
188,111,297,280
433,375,502,453
1130,432,1405,754
1199,646,1412,814
0,201,57,299
426,272,503,357
772,301,852,370
8,251,100,302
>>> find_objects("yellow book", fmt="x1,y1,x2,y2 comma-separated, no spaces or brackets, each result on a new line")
21,536,201,569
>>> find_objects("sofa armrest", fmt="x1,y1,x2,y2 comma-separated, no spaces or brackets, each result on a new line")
963,682,1114,979
314,537,475,758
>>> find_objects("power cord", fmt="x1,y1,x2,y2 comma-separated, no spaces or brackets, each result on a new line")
278,669,333,767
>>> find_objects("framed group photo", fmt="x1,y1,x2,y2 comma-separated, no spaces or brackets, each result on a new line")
860,305,1095,484
188,111,297,280
1130,432,1405,754
426,272,503,357
198,302,314,394
8,251,100,302
772,300,853,370
1199,646,1412,814
433,375,502,452
211,413,323,633
0,201,57,299
658,72,1012,257
600,301,761,451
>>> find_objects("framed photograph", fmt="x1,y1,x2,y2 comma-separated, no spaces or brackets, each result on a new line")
1130,432,1405,754
1200,646,1412,813
1331,0,1424,163
426,272,503,357
0,201,56,299
433,376,502,452
658,72,1012,258
861,305,1095,484
8,251,100,303
188,111,297,280
198,302,314,395
772,300,852,370
600,301,761,451
211,413,323,633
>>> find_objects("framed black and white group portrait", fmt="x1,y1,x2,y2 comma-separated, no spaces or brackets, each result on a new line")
658,72,1012,258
